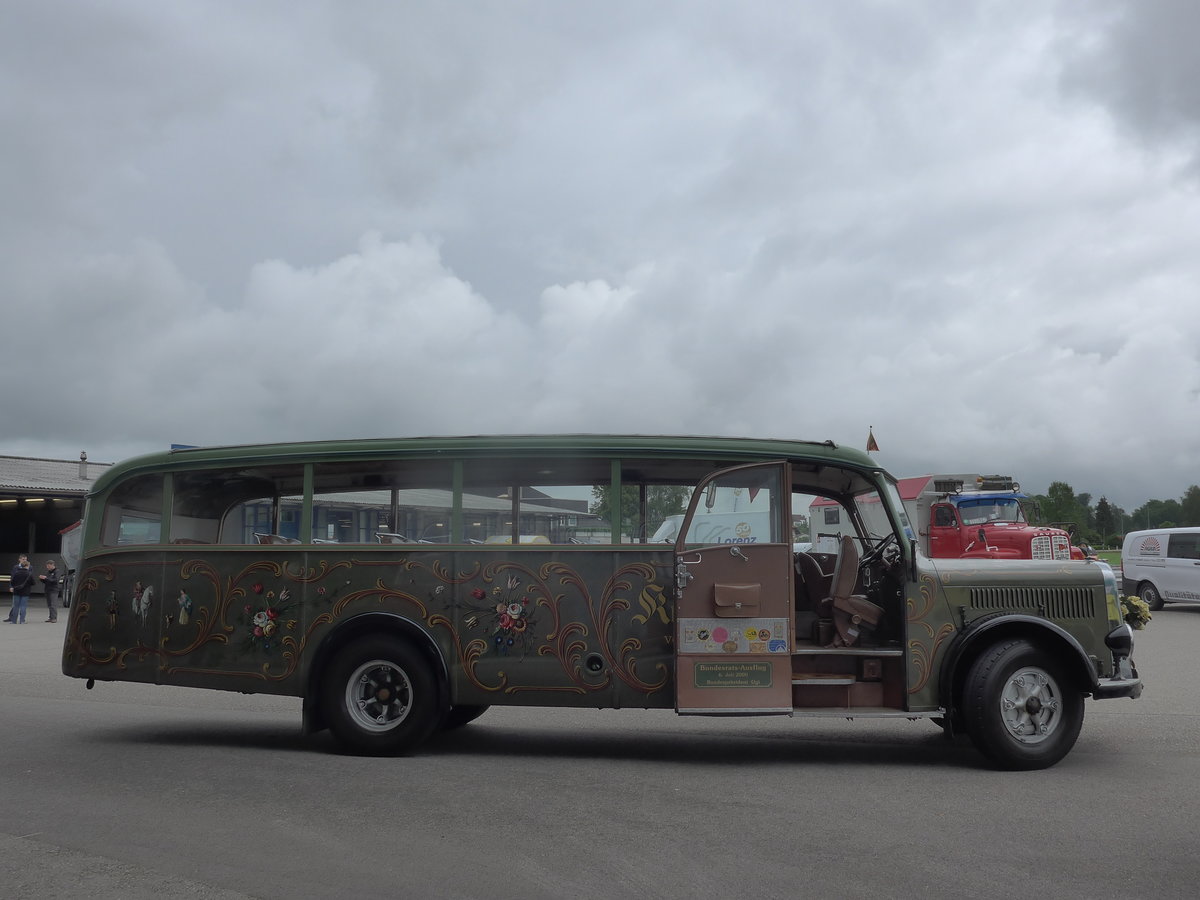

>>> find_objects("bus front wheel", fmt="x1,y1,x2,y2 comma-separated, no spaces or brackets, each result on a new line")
322,637,440,756
961,639,1084,771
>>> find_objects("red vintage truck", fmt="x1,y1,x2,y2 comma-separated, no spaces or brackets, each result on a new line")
899,474,1080,560
808,473,1080,560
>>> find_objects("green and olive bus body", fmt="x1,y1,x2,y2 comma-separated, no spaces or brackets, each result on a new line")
62,435,1140,769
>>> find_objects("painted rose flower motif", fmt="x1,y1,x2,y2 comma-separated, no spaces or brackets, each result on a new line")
241,583,300,654
463,571,538,657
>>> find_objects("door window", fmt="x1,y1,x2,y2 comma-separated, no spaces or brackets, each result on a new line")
679,465,783,547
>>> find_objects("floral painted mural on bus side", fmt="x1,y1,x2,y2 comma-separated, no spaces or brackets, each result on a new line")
65,551,674,701
461,577,538,657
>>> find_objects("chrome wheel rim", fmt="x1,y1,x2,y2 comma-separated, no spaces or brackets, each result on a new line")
344,659,412,732
999,666,1062,745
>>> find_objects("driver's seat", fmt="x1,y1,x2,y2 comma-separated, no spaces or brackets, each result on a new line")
822,535,884,647
794,551,832,613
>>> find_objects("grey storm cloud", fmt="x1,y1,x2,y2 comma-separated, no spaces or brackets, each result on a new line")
2,0,1199,512
1060,0,1200,147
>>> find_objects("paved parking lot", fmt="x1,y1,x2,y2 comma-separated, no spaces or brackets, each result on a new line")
1,605,1196,899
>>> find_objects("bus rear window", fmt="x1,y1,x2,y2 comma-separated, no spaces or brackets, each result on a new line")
102,474,164,546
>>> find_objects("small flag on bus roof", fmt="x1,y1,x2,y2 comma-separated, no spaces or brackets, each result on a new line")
866,427,879,453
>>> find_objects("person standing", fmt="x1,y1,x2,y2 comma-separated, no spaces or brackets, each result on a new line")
4,554,35,624
39,559,61,623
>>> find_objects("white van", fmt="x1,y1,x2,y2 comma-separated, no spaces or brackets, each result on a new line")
1121,527,1200,610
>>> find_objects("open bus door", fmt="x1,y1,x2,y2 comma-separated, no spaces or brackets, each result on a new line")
674,461,794,714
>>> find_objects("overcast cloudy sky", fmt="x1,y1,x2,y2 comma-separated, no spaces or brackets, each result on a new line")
3,0,1198,510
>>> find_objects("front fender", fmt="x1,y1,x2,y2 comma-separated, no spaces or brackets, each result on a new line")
938,613,1100,713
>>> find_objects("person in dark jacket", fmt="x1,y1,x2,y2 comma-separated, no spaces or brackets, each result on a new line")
4,555,35,624
39,559,61,623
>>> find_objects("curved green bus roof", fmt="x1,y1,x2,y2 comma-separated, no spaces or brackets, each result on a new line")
88,434,881,496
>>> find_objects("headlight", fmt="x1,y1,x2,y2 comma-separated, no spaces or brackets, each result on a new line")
1096,561,1122,627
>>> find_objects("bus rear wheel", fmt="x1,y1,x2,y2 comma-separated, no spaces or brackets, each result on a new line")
323,637,440,756
962,639,1084,770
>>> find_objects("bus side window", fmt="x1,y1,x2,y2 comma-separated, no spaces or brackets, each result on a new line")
313,459,454,544
173,466,304,545
464,458,616,544
101,474,164,546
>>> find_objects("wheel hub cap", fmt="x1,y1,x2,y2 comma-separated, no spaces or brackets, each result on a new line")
345,660,412,732
999,667,1062,744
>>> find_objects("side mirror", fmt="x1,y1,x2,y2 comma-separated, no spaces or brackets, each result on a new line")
978,528,987,544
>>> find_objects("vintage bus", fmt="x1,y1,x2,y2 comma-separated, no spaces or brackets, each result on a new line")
61,435,1142,769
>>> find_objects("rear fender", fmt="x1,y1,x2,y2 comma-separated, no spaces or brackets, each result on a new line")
301,612,450,734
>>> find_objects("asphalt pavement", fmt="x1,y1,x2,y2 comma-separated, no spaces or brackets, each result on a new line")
2,601,1197,899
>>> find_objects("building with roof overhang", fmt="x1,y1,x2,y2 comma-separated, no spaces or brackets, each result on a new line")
0,452,111,591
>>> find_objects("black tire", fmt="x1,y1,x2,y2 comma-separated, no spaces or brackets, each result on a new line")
322,636,441,756
1139,582,1164,611
441,704,490,731
961,639,1084,770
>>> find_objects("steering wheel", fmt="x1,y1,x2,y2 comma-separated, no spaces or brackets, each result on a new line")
859,532,898,568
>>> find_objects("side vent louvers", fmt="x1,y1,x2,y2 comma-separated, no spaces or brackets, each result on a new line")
969,586,1095,619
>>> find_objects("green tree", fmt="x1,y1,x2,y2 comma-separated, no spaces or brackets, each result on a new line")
1112,503,1127,537
1181,485,1200,527
1040,481,1084,527
1094,496,1115,543
1131,498,1182,531
1076,493,1095,530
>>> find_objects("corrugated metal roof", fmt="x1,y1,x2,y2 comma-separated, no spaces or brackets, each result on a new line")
0,455,112,495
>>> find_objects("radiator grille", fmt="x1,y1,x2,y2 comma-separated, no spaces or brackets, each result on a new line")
1030,535,1072,560
969,586,1095,619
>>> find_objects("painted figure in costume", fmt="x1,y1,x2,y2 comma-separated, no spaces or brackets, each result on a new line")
131,581,152,628
178,589,193,626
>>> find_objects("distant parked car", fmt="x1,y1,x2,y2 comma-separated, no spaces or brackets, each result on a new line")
1121,527,1200,610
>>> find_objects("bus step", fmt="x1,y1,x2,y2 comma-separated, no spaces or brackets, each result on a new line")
792,676,884,708
792,674,855,685
791,707,935,718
